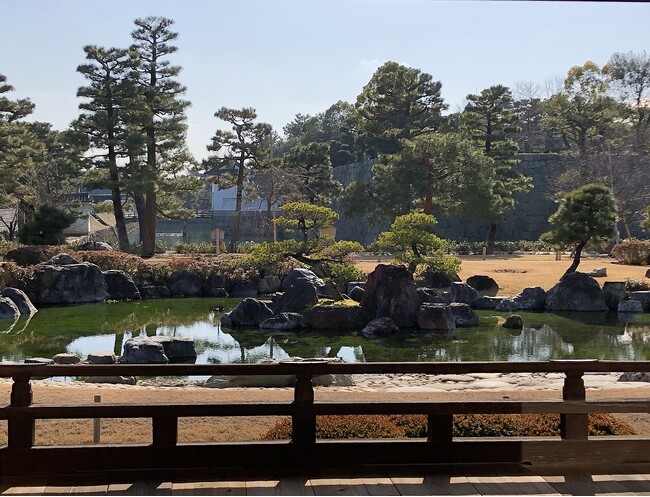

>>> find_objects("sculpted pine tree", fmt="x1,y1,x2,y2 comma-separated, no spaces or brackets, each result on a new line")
206,107,272,252
76,45,136,251
130,16,189,257
283,142,341,205
356,61,446,155
462,85,531,246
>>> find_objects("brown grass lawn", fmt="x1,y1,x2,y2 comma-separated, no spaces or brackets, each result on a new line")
354,253,649,296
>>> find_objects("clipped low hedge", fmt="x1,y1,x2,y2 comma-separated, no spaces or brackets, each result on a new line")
262,413,636,440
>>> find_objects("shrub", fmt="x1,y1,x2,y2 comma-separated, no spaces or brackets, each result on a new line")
17,206,77,245
625,278,650,292
0,262,37,293
174,242,216,255
5,245,66,266
0,238,18,256
611,239,650,266
261,413,635,440
125,241,167,255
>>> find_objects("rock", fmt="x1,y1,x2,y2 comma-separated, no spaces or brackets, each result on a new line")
496,298,519,312
418,269,461,289
203,273,227,297
273,278,319,314
361,317,399,338
25,357,54,364
86,351,116,364
0,297,20,320
360,264,420,328
77,241,114,251
619,372,650,382
282,268,328,296
32,263,109,305
417,287,445,304
258,275,281,294
346,281,366,295
260,312,308,330
629,291,650,312
52,353,81,364
646,268,650,279
417,303,456,331
168,269,203,297
544,272,608,312
1,287,37,315
512,286,546,311
474,296,506,310
139,285,171,299
618,300,644,313
590,267,607,277
229,280,258,298
502,315,524,329
205,374,296,388
85,376,137,385
149,336,197,363
221,298,273,327
40,253,80,266
450,282,478,306
103,270,141,301
120,337,169,364
603,281,627,310
466,275,499,297
449,303,480,327
349,286,365,302
303,304,367,330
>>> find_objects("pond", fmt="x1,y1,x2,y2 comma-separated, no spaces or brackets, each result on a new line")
1,298,650,364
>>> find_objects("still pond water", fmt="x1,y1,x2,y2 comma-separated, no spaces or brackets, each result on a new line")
1,298,650,364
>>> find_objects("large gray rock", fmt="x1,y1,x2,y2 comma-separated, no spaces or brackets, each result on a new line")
1,287,37,314
149,336,197,363
618,300,644,313
503,315,524,329
646,268,650,279
40,253,80,266
544,272,608,312
361,317,399,338
221,298,273,327
259,312,308,330
273,278,319,314
474,296,506,310
349,286,365,302
450,282,478,306
258,275,281,294
120,336,169,364
303,304,367,330
0,297,20,320
418,269,461,289
77,241,114,251
229,280,258,298
168,269,203,297
495,298,519,312
449,302,480,327
85,376,137,385
103,270,141,301
203,273,227,297
139,285,171,299
512,286,547,311
629,291,650,312
25,357,54,364
418,303,456,331
32,262,109,305
466,275,499,297
590,267,607,278
417,287,445,304
361,264,420,328
282,268,328,296
603,282,627,310
52,353,81,364
346,281,366,295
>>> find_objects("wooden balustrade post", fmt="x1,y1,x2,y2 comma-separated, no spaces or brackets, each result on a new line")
292,373,315,445
9,375,34,448
152,416,178,447
428,414,453,442
560,369,588,440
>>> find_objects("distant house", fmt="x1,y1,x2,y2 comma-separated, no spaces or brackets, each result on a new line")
62,189,127,237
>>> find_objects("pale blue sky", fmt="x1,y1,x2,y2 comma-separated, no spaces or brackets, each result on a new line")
1,0,648,161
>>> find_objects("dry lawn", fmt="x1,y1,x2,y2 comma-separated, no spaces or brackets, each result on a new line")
355,253,649,296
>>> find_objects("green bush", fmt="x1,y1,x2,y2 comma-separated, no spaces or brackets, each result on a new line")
0,262,37,293
262,413,635,440
447,240,553,255
611,239,650,266
174,242,216,254
17,206,77,245
625,278,650,292
126,241,168,255
5,245,67,266
0,238,18,256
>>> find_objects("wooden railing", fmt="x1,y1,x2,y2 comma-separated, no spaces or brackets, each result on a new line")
1,360,650,478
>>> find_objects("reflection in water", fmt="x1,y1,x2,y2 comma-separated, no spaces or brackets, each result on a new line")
0,299,649,363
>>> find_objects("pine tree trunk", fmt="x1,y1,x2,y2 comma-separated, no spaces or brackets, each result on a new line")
110,184,130,252
486,222,498,248
564,241,585,274
141,188,157,258
133,192,146,243
230,153,245,253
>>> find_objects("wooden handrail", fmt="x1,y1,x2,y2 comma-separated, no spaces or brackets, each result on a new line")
1,360,650,477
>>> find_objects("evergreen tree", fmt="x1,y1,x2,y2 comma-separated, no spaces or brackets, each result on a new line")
283,142,341,205
462,85,532,245
76,45,136,251
130,16,190,257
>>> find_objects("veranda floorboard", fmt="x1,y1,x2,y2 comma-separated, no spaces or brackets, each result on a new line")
170,480,246,496
107,480,172,496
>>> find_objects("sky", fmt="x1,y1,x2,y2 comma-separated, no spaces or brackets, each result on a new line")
1,0,649,162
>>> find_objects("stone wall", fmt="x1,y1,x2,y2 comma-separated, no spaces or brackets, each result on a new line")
332,154,590,245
